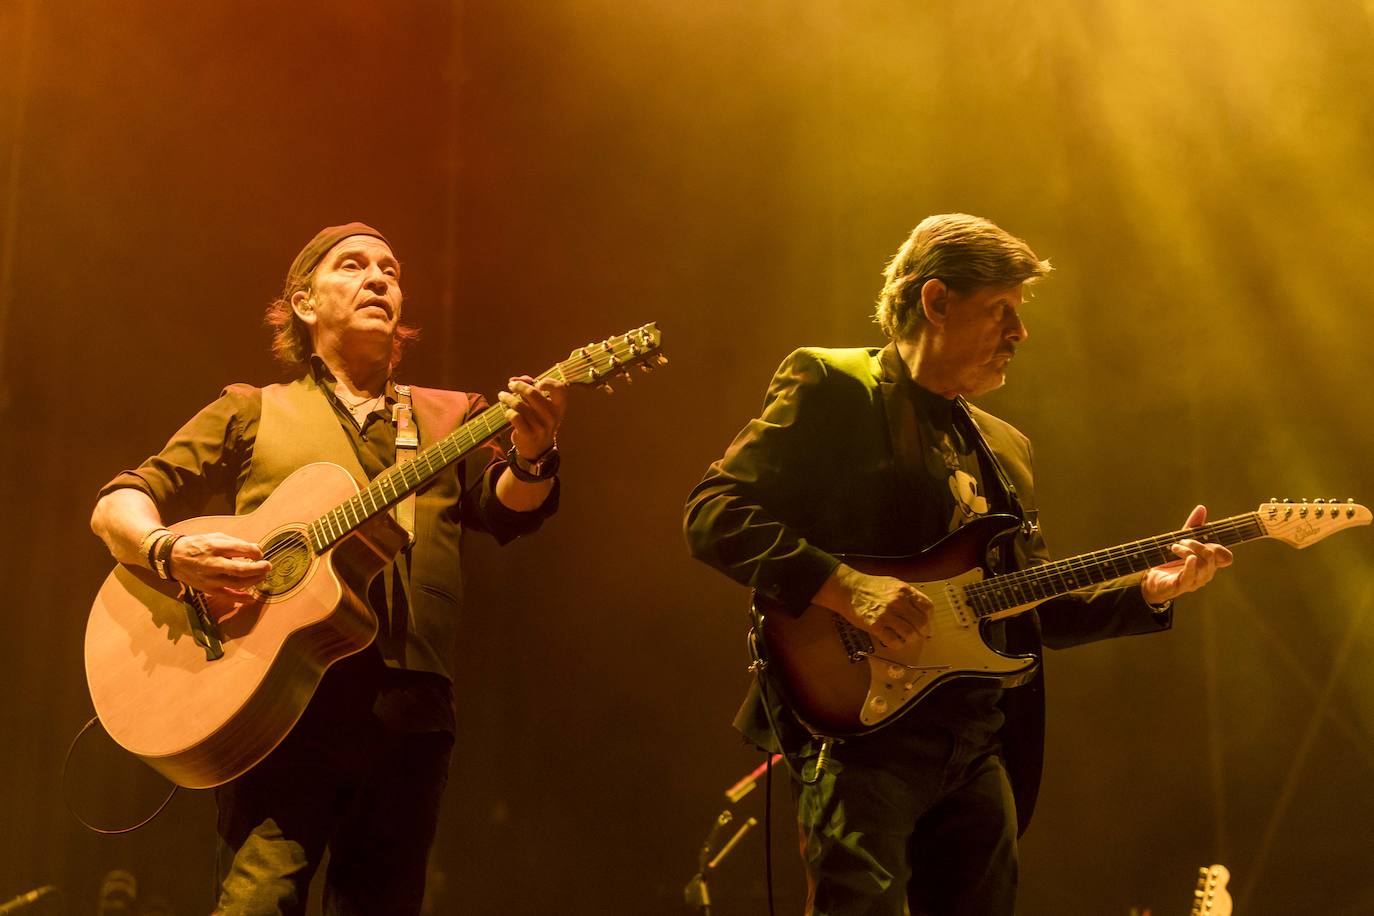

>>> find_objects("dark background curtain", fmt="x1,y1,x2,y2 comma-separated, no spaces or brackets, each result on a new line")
3,1,1374,913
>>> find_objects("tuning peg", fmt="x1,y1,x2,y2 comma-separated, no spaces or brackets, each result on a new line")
598,383,614,395
656,354,668,366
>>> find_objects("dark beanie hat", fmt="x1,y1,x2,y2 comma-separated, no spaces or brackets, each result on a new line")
283,222,390,293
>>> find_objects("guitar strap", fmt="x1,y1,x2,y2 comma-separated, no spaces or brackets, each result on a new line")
393,384,418,544
954,396,1035,538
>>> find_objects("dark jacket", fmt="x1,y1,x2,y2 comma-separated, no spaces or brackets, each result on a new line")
684,343,1170,833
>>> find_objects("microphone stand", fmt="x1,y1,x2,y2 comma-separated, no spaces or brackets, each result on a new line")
0,886,58,914
683,809,758,915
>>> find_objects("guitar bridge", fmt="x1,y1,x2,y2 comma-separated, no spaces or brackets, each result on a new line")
184,591,224,661
833,615,874,662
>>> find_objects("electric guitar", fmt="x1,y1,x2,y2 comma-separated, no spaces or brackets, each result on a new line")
755,500,1369,736
84,324,665,789
1189,864,1232,915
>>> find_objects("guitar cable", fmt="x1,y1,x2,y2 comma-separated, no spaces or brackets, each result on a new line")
763,747,774,916
62,715,178,834
747,619,832,787
747,617,840,916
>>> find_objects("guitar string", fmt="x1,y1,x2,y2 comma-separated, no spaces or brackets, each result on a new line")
309,343,650,538
845,517,1266,676
972,516,1256,600
832,508,1356,709
244,338,658,564
962,506,1350,615
964,514,1263,617
1021,516,1255,584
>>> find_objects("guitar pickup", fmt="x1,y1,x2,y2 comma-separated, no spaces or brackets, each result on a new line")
945,584,973,628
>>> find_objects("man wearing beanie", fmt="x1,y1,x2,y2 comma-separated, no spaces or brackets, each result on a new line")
90,223,565,913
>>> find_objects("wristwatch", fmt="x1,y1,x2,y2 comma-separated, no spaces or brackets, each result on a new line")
508,445,560,482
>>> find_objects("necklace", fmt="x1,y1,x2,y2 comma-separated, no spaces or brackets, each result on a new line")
337,391,378,409
335,387,383,420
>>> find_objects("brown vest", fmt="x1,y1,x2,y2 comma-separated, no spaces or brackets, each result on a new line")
243,374,476,679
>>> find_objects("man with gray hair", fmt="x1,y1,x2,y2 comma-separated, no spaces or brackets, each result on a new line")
91,222,566,913
685,213,1231,914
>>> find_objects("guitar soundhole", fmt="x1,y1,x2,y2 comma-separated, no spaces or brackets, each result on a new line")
257,530,314,598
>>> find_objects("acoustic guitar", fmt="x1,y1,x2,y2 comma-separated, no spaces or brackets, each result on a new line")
755,500,1368,737
85,325,664,788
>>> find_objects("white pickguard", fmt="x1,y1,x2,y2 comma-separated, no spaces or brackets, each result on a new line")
858,566,1038,726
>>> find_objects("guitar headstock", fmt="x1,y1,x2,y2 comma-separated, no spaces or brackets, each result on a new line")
1190,863,1232,916
1256,498,1371,548
554,323,666,391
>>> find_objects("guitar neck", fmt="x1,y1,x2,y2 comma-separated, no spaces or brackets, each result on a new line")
305,366,562,550
299,320,667,549
969,512,1266,619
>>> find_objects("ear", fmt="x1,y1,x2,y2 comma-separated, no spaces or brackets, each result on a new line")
918,278,952,329
290,289,317,327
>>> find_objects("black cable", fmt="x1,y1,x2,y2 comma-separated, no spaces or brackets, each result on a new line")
748,609,838,915
764,749,774,916
747,616,823,786
62,715,178,834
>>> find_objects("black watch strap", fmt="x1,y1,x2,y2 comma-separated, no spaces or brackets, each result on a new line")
508,446,560,482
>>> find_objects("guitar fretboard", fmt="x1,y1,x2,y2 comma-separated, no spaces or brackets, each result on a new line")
285,324,662,552
306,403,520,551
964,513,1266,618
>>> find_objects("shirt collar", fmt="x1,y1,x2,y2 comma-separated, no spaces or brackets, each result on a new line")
308,354,397,403
880,342,955,424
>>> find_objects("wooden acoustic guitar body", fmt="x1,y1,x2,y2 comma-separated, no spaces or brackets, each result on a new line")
81,324,669,789
84,462,407,788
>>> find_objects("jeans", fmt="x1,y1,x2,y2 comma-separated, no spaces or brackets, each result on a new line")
793,722,1018,916
212,684,454,916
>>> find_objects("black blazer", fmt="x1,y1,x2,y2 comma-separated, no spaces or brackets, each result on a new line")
685,343,1170,833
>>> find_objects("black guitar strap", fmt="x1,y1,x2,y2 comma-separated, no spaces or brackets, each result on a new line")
953,396,1036,539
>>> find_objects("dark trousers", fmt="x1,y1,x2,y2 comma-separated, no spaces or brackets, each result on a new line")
212,684,454,916
793,724,1018,916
